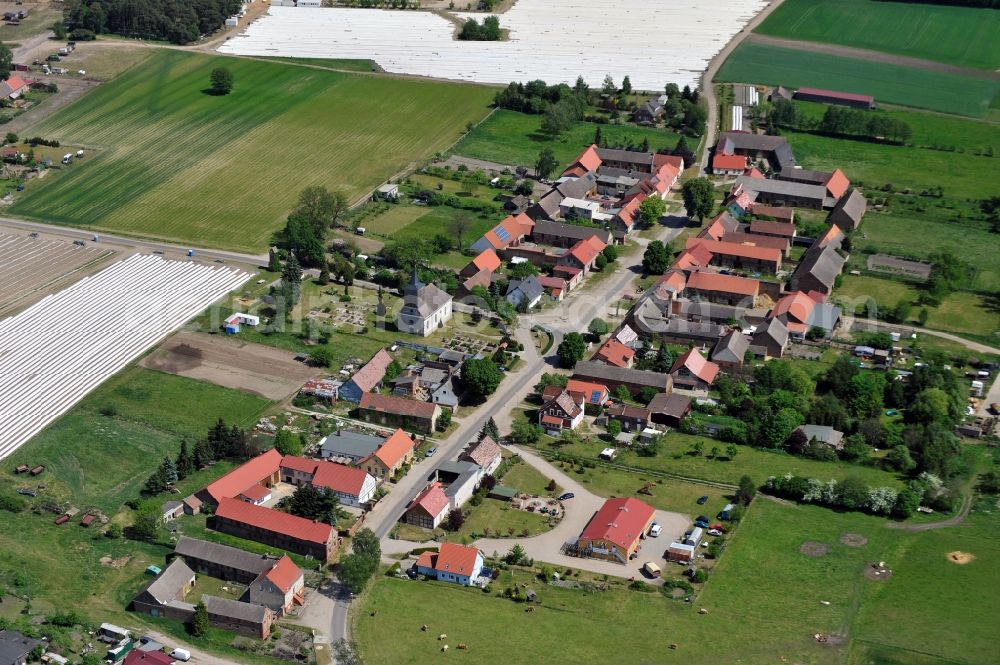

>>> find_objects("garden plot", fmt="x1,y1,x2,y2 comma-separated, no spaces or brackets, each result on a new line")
219,0,770,89
0,254,250,460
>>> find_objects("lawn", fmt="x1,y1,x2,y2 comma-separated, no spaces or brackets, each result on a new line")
258,56,380,72
853,207,1000,293
10,50,494,252
0,366,270,513
755,0,1000,70
357,498,999,665
836,275,1000,339
539,435,903,490
362,204,495,250
450,109,682,170
715,43,1000,117
783,131,998,201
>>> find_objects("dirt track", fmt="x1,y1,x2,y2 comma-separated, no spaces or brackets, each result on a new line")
140,331,318,400
746,33,1000,81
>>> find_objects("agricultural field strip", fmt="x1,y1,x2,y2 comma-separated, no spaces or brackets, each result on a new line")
219,0,769,90
0,233,112,308
0,254,250,460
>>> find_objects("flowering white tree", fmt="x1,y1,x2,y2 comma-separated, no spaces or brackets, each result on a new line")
866,487,898,515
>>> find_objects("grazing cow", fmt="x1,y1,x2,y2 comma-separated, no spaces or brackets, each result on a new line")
421,624,429,632
457,644,467,650
441,645,448,652
438,634,447,640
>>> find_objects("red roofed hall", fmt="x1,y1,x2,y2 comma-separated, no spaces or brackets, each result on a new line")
576,497,656,562
559,235,607,274
197,448,282,506
471,213,534,253
211,498,337,561
771,291,818,325
670,348,720,390
405,482,450,529
685,237,782,272
685,271,759,306
594,339,635,368
824,168,850,200
563,144,602,177
471,249,501,273
312,461,377,506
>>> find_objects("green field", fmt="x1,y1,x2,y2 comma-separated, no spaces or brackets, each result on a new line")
539,434,905,490
357,496,1000,665
451,109,682,170
716,43,1000,117
0,367,270,622
10,51,494,252
755,0,1000,69
783,130,996,201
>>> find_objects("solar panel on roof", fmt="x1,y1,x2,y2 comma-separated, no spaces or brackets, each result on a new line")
494,225,510,242
590,390,601,403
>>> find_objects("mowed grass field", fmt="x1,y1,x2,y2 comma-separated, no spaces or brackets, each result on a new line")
356,498,1000,665
755,0,1000,69
451,109,682,169
715,43,1000,117
10,51,494,252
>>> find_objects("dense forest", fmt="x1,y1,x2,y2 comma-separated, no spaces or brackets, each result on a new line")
64,0,243,44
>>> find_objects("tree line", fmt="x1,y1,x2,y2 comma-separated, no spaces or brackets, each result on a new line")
458,15,501,40
142,418,258,496
769,98,912,144
64,0,243,44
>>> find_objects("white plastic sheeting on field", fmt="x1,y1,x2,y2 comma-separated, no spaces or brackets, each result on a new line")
218,0,769,89
0,254,250,460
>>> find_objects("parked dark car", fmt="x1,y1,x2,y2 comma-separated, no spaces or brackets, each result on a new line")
696,495,709,505
558,492,575,501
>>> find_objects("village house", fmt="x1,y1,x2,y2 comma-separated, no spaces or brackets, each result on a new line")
470,213,534,253
683,271,760,306
131,559,197,620
204,596,274,640
244,555,305,616
575,497,656,563
359,428,416,482
751,317,789,358
561,378,610,405
594,338,635,368
173,536,277,584
749,204,795,223
414,543,484,586
506,275,545,310
711,153,748,176
558,235,608,275
572,361,673,398
670,348,720,391
685,237,783,273
790,237,846,296
538,389,585,433
279,455,377,507
531,219,612,249
319,428,385,463
404,482,450,529
358,392,442,434
716,131,796,172
793,424,845,450
770,291,841,340
458,435,502,476
606,404,651,432
396,268,453,337
778,167,850,202
211,497,337,562
459,248,502,279
339,348,394,403
748,218,796,240
734,175,830,210
0,74,30,100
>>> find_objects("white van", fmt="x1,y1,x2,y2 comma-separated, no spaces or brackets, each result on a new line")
649,523,662,538
169,649,191,662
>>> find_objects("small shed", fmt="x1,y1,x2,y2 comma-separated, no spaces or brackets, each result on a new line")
145,565,162,576
525,588,537,602
488,486,517,501
80,513,96,527
375,183,399,201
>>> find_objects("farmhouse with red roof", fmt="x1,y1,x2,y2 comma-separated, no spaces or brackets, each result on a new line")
413,543,484,586
670,348,720,390
404,482,450,529
196,448,282,506
211,498,337,562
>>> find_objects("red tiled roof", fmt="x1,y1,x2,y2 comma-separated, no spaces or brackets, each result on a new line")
824,168,850,199
241,484,271,501
686,237,782,264
579,497,655,552
312,461,371,497
686,271,760,297
742,166,766,179
797,87,874,104
349,348,394,393
434,542,481,576
749,204,794,221
216,497,331,544
567,235,606,266
280,455,318,474
124,651,175,665
538,275,566,290
652,154,684,171
545,389,583,419
372,428,414,469
553,265,582,277
566,379,609,403
472,249,501,273
749,219,796,237
359,392,439,418
483,213,534,250
595,339,635,368
659,270,687,294
462,268,493,291
771,291,817,324
541,414,564,426
720,231,790,251
712,154,748,171
817,224,844,248
670,348,720,385
408,482,449,519
203,448,282,503
565,144,602,174
615,196,643,229
264,555,302,594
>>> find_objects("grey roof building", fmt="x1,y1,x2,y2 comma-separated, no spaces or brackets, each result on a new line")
630,297,725,344
506,275,545,309
397,268,453,337
718,132,795,171
571,360,673,393
830,188,867,231
752,317,789,358
531,219,612,247
791,242,847,295
0,630,42,665
132,559,196,611
795,424,845,450
319,429,385,462
173,536,275,582
711,330,750,367
203,595,271,624
735,176,831,209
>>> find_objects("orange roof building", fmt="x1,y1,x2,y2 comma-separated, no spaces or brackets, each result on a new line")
670,348,720,389
471,213,535,253
405,482,450,529
198,448,282,505
595,339,635,368
360,428,415,481
414,543,485,586
712,153,748,174
824,168,850,199
565,378,610,405
685,271,760,305
685,237,782,272
562,144,603,177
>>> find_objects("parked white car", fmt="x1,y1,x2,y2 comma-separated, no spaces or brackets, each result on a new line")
649,523,662,538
